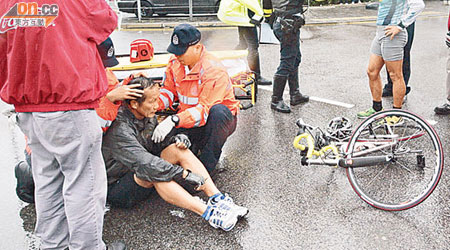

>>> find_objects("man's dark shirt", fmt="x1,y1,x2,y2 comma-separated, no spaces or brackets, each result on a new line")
102,106,183,185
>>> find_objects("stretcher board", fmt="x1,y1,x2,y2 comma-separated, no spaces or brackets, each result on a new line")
109,50,256,107
110,50,248,71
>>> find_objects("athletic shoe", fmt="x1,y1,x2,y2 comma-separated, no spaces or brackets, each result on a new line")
434,103,450,115
207,193,249,219
357,107,378,119
203,205,238,231
378,115,403,126
257,76,272,86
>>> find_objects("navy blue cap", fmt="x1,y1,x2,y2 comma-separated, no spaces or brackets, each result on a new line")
97,37,119,68
167,24,201,56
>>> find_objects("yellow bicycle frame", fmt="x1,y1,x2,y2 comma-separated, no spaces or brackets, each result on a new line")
293,133,340,159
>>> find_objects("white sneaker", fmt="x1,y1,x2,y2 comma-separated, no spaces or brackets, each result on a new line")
205,205,238,231
207,193,249,218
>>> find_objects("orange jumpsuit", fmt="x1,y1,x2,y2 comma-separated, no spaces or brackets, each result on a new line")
158,45,240,128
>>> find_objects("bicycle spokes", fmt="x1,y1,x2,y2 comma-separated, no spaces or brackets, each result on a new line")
346,110,443,211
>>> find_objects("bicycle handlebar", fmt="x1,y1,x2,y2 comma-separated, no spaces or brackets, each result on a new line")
293,133,339,160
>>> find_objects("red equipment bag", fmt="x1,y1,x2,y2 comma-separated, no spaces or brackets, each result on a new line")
130,39,154,63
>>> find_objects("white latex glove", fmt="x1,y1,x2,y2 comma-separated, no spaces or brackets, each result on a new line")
152,117,175,143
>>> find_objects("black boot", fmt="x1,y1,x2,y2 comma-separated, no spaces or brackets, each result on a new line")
15,161,35,203
288,69,309,106
248,53,272,85
271,75,291,113
257,75,272,86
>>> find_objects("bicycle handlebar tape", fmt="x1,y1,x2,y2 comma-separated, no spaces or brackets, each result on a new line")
338,155,392,168
293,134,314,158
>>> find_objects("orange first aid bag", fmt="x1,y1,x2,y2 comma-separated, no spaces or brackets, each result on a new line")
130,39,154,63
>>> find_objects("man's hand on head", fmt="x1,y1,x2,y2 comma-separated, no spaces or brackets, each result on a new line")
106,84,144,103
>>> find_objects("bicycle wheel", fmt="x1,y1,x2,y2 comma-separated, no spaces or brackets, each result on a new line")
345,109,444,211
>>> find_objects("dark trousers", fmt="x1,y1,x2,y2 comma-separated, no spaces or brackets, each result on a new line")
273,18,301,76
385,22,415,89
107,171,155,208
237,26,259,61
176,104,237,174
237,26,261,74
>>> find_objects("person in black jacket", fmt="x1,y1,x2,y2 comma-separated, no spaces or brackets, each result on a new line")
13,76,249,232
102,77,249,231
267,0,310,113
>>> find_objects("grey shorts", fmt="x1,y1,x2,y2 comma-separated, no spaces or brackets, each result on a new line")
370,26,408,61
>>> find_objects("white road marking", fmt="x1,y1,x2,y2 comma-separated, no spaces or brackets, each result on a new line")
309,96,354,109
258,86,354,108
426,119,438,126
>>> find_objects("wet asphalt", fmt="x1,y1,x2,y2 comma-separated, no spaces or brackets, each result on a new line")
1,3,450,250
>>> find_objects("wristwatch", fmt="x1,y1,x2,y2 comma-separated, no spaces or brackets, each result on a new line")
397,22,406,30
171,115,180,126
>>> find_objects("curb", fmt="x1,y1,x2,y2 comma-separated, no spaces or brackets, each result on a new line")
118,7,448,30
121,21,234,30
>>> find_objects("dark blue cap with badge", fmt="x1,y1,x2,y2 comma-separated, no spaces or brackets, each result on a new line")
97,37,119,68
167,24,201,56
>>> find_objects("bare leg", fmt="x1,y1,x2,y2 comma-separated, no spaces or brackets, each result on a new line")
153,181,207,216
161,144,220,197
367,54,385,102
134,174,208,216
132,144,221,217
385,60,406,108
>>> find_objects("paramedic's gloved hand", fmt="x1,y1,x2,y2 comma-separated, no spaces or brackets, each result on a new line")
152,116,175,143
170,134,191,149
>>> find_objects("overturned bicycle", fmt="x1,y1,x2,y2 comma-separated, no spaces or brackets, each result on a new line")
293,109,444,211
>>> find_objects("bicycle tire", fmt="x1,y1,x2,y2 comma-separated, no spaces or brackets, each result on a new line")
345,109,444,211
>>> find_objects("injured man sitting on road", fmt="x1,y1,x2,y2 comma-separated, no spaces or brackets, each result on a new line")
102,76,248,231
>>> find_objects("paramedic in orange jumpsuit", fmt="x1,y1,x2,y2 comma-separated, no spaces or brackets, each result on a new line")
152,24,240,174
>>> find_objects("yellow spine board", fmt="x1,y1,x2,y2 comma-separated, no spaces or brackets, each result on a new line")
109,50,249,71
